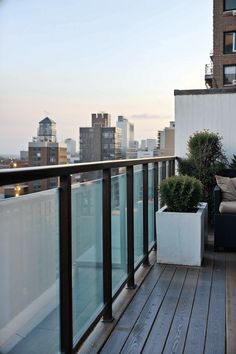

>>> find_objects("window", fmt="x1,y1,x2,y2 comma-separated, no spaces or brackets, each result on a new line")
224,32,236,53
224,0,236,11
224,65,236,85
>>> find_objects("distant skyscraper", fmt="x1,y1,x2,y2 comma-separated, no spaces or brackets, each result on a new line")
80,113,122,180
147,139,157,151
116,116,134,158
80,113,121,163
140,140,146,151
64,138,76,161
20,150,28,161
157,121,175,156
92,112,111,127
28,117,67,192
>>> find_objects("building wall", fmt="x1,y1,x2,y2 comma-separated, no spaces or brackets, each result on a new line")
175,89,236,160
213,0,236,88
28,142,67,192
159,129,175,157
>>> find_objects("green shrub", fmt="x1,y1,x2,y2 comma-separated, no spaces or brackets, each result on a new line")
178,130,228,205
230,154,236,169
160,175,203,213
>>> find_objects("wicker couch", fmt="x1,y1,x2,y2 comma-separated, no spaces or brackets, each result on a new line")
213,169,236,251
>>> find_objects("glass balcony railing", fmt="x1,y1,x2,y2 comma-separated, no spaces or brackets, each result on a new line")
0,156,175,354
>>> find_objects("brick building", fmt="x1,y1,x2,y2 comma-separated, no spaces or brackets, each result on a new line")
28,117,67,193
206,0,236,88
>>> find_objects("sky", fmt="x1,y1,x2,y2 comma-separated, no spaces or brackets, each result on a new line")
0,0,213,155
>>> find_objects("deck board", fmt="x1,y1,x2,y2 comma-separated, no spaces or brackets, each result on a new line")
99,264,166,354
226,253,236,354
119,266,176,354
162,268,199,354
183,255,214,354
99,251,235,354
142,267,187,354
204,253,226,354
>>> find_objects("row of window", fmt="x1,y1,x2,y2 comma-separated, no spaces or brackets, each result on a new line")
224,0,236,11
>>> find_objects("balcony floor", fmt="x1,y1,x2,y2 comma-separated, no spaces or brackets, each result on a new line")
80,249,236,354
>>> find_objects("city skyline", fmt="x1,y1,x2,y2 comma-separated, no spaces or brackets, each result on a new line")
0,0,212,154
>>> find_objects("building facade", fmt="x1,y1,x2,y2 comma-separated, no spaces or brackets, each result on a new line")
64,138,77,162
157,121,175,157
80,113,122,163
28,117,67,192
116,116,134,158
206,0,236,88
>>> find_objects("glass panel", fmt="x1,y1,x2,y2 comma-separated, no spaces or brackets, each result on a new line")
71,178,103,341
148,164,155,248
224,0,236,10
111,172,127,294
0,190,60,354
224,65,236,84
134,165,143,265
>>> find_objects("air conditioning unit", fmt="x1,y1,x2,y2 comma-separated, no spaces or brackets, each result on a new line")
232,79,236,85
232,10,236,15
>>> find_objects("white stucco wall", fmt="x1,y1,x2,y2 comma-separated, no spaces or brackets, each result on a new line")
175,91,236,161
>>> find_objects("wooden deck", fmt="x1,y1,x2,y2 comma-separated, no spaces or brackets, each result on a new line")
79,250,236,354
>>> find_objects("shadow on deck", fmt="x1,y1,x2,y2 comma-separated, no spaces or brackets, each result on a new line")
79,249,236,354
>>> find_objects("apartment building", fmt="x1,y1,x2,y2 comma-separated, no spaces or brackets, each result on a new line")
206,0,236,87
28,117,67,192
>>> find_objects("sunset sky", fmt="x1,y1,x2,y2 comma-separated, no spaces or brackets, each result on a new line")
0,0,212,155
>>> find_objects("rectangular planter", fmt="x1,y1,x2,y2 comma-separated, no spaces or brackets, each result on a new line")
156,202,208,266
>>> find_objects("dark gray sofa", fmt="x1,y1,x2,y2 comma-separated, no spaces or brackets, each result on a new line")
213,169,236,251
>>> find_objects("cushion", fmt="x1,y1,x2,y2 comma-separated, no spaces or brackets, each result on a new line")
231,177,236,190
219,201,236,214
215,175,236,201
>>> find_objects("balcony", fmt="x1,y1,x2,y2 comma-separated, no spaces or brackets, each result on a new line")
205,63,213,88
0,157,235,354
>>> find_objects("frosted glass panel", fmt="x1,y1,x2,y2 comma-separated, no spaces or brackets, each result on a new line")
72,179,103,340
134,165,143,265
0,190,60,354
148,164,154,247
111,173,127,294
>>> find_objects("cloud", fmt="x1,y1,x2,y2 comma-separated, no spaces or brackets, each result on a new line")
129,114,171,121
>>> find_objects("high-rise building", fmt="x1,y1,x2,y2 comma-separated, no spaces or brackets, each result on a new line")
28,117,67,192
157,121,175,156
20,150,28,161
92,112,111,127
205,0,236,88
147,139,157,151
80,113,122,162
116,116,134,158
64,138,76,162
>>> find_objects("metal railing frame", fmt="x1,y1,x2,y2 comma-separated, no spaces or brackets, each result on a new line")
0,156,176,354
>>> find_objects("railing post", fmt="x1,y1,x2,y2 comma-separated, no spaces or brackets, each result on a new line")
102,169,113,322
59,175,73,354
154,162,159,250
161,161,166,181
172,159,176,176
126,166,136,289
143,164,149,266
168,160,172,177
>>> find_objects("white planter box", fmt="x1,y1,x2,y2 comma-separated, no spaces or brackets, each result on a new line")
156,202,208,266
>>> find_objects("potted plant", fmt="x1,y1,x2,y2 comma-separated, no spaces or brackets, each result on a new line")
178,130,228,220
156,175,208,266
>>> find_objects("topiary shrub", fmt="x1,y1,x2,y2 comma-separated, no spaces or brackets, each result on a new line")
178,130,228,207
160,175,203,213
230,154,236,169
